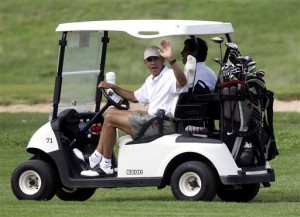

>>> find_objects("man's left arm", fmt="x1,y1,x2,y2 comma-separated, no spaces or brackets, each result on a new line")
159,40,187,88
167,58,187,88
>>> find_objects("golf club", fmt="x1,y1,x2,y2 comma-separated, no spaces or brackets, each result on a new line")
211,36,224,62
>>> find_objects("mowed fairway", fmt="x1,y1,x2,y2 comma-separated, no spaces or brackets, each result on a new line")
0,112,299,217
0,0,299,216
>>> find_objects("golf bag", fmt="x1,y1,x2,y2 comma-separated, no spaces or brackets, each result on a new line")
246,75,278,161
220,76,278,167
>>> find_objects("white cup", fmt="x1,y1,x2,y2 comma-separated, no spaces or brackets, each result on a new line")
106,72,116,84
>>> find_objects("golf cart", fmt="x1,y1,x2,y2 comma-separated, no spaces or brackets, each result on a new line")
11,20,277,202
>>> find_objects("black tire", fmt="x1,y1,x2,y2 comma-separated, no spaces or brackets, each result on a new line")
217,183,260,202
56,187,96,201
11,160,58,200
170,161,218,201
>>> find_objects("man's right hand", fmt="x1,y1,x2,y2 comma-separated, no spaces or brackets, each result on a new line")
98,81,114,89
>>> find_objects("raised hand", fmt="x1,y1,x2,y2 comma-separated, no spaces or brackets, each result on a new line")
159,39,174,60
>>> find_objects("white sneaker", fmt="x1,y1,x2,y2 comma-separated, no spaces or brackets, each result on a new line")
80,165,114,177
100,166,114,174
73,148,98,169
73,148,84,161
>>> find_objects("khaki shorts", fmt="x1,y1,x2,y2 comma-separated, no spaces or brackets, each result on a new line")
128,111,176,139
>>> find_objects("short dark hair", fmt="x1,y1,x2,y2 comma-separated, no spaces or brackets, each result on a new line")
184,37,208,62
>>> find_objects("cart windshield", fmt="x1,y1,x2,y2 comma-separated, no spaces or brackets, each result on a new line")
58,31,103,113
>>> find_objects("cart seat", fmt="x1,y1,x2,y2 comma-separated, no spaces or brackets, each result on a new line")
172,93,221,135
117,135,133,146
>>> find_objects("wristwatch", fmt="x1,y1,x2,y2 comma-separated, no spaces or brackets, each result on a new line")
169,59,176,65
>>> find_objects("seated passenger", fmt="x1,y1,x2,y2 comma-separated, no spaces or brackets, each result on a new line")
74,40,187,177
180,37,218,133
181,37,217,93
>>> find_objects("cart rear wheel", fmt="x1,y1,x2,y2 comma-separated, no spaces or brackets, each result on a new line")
56,187,96,201
11,160,57,200
217,183,260,202
171,161,218,201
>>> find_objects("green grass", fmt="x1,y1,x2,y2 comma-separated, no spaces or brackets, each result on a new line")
0,84,54,105
0,0,299,215
0,112,299,216
0,0,299,104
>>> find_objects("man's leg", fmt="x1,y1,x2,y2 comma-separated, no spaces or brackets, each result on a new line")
97,107,133,158
81,108,133,176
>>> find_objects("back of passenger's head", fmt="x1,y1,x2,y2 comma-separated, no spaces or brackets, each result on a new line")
184,38,208,62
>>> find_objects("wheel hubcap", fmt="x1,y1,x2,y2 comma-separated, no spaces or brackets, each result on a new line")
179,172,201,197
19,170,41,195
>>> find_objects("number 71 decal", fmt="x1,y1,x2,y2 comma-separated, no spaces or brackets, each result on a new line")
46,138,53,143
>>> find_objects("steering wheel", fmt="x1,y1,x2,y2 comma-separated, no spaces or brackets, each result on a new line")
100,88,130,110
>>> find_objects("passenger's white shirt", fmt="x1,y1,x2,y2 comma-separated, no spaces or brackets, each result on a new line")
134,66,187,115
193,62,217,91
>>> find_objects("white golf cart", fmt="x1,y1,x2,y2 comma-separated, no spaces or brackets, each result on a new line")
11,20,276,202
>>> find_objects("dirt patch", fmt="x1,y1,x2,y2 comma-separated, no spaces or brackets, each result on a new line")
273,100,300,112
0,100,299,113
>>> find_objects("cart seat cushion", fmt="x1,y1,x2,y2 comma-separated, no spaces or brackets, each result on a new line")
117,135,133,146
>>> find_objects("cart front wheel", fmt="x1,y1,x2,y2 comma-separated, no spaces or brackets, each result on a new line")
11,160,57,200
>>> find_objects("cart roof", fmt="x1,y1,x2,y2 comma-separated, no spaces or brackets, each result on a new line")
56,20,233,38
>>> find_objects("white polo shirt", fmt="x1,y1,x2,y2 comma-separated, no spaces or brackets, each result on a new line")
134,66,187,115
193,62,217,91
